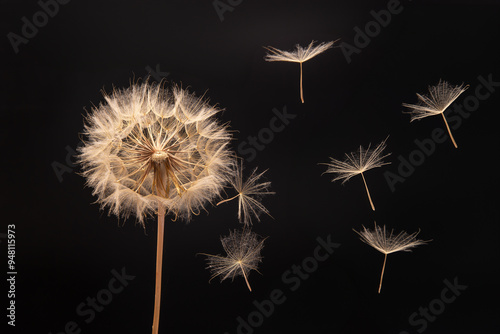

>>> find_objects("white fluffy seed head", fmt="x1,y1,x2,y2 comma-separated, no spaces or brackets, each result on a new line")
78,80,234,225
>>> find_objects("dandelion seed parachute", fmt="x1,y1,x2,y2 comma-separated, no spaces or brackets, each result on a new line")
217,160,275,226
354,223,430,293
264,40,337,103
321,137,391,211
202,228,266,291
403,80,469,148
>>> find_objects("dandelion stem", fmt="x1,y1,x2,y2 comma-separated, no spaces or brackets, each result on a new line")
152,205,165,334
299,62,304,103
441,113,458,148
240,263,252,292
361,172,375,211
378,253,387,294
216,194,240,206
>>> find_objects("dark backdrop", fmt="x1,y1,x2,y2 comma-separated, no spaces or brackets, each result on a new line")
2,0,499,333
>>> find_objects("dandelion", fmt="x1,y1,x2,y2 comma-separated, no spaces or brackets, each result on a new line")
217,160,275,226
77,80,233,334
264,40,337,103
201,229,266,291
321,137,390,211
354,223,430,293
403,80,469,148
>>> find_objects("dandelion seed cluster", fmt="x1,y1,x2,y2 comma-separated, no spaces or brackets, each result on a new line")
78,81,234,224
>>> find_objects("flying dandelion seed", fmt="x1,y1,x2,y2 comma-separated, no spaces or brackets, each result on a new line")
77,79,233,334
320,137,390,211
354,222,430,293
217,160,275,226
201,229,266,291
403,80,469,148
264,40,337,103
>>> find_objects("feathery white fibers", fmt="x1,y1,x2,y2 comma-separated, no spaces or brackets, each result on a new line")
354,222,430,293
264,40,336,63
321,138,391,211
217,160,275,226
402,80,469,121
322,137,391,184
78,80,234,225
355,223,429,255
403,80,468,148
202,229,265,291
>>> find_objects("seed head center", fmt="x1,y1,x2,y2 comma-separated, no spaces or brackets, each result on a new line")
151,150,169,163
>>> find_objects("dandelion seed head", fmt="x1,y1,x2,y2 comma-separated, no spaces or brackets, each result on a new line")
78,80,233,225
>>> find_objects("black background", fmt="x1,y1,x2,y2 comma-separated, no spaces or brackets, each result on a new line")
2,0,500,333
